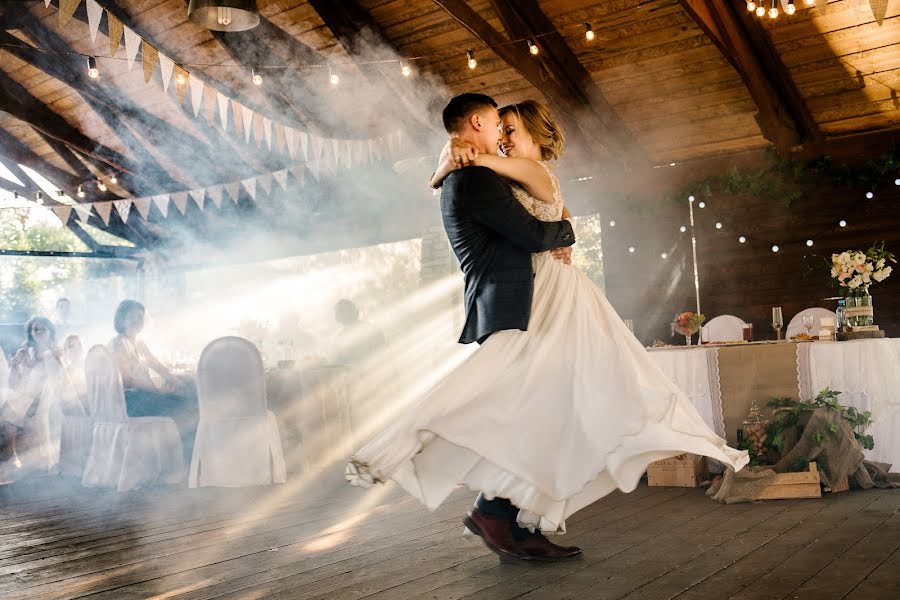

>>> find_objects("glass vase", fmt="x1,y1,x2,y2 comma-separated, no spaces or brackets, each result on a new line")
845,286,874,327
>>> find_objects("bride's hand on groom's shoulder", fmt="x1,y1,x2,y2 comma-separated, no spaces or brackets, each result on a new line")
450,138,478,167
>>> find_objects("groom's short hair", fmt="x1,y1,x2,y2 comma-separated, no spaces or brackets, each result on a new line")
442,93,497,134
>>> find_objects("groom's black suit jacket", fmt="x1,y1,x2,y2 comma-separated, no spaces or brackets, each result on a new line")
440,166,575,344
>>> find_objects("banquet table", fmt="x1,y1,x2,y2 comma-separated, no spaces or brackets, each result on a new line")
648,339,900,469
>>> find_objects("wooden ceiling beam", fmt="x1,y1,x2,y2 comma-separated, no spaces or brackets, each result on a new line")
433,0,646,167
306,0,440,143
679,0,821,151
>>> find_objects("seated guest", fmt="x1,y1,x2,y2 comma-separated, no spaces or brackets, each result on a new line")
5,317,64,474
60,334,88,416
108,300,197,458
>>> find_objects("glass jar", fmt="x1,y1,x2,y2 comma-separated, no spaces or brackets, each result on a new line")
845,286,874,327
741,399,769,461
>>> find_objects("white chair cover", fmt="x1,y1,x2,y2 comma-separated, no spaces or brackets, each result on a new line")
81,345,183,491
701,315,746,343
189,337,286,488
59,415,93,477
786,307,836,339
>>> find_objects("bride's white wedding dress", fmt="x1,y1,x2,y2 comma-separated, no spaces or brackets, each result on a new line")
346,164,748,532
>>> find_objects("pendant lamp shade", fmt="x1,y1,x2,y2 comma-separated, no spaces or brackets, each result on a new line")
188,0,260,32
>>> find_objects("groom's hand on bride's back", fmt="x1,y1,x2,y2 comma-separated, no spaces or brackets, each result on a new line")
551,246,573,265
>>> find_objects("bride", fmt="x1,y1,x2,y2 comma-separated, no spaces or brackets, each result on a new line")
346,98,747,557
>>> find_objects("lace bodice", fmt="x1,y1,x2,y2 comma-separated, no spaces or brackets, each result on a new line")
510,162,564,222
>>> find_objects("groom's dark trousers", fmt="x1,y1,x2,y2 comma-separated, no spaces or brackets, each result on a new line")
439,165,575,525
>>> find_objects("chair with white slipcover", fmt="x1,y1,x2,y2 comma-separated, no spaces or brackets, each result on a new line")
701,315,747,343
786,307,836,339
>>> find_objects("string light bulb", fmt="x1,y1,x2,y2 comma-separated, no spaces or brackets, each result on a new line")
895,178,900,185
661,252,668,260
806,239,814,247
747,1,757,11
329,65,340,86
400,61,411,77
584,23,594,41
772,245,780,252
769,0,779,18
698,201,706,208
252,68,262,86
527,39,539,55
87,56,99,79
688,195,695,202
739,236,747,243
628,246,635,254
109,174,117,184
97,180,107,192
839,220,847,227
77,185,85,198
609,220,616,227
804,0,814,5
467,49,477,70
865,191,874,199
786,0,796,15
756,4,766,16
715,222,723,229
680,225,687,233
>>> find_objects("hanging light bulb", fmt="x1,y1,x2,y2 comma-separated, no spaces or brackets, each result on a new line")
467,49,477,70
329,65,340,86
698,201,706,208
747,1,757,11
688,195,695,202
609,220,616,227
77,185,85,198
87,56,99,79
839,220,847,227
715,222,723,229
769,0,779,18
252,68,262,86
756,4,766,16
527,39,539,55
97,180,107,192
400,61,411,77
188,0,259,32
680,225,687,233
628,246,635,254
660,252,668,260
772,245,780,252
739,236,747,243
895,178,900,185
806,239,814,247
584,23,594,41
804,0,814,5
36,191,43,204
786,0,796,15
109,174,117,184
865,191,874,199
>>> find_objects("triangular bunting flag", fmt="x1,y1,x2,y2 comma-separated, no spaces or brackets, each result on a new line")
208,185,223,208
342,140,353,170
73,204,92,222
141,41,158,84
44,0,52,7
299,131,309,161
174,64,189,103
158,53,174,93
290,165,306,186
323,139,337,175
132,197,151,220
304,160,318,181
274,124,286,154
870,0,888,25
203,84,217,126
285,127,296,159
242,107,254,144
368,138,376,163
123,27,141,71
226,182,241,204
273,169,288,190
252,113,264,147
311,135,324,163
815,0,827,13
189,75,204,117
59,0,80,28
94,202,113,225
263,118,273,150
52,205,72,224
86,0,103,43
217,91,229,130
258,173,272,196
107,13,124,56
232,102,244,139
189,189,206,211
171,192,189,215
153,194,170,218
113,199,131,223
241,178,257,200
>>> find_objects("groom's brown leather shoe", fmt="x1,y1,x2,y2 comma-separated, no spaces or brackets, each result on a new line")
518,530,583,561
463,508,532,563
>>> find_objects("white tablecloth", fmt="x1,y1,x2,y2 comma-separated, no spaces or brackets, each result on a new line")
797,339,900,469
648,347,725,438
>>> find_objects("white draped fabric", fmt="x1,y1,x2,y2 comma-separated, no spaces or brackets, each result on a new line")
785,307,835,339
701,315,746,343
648,347,726,438
189,337,286,488
81,346,184,491
797,339,900,468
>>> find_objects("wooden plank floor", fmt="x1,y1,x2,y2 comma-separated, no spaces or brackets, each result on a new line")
0,469,897,600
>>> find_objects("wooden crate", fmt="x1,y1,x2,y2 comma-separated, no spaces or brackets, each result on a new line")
753,462,822,500
647,454,707,487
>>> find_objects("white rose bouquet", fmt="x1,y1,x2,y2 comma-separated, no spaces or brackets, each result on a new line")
829,242,895,290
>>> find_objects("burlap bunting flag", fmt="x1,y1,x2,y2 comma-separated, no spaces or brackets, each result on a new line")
142,41,159,84
204,84,217,126
252,112,264,147
174,64,189,103
275,124,286,154
232,102,244,139
58,0,80,28
869,0,888,24
108,13,124,56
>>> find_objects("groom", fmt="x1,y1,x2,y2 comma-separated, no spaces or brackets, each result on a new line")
439,93,581,563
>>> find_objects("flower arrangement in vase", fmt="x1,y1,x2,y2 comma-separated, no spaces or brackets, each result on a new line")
672,311,705,346
827,243,895,328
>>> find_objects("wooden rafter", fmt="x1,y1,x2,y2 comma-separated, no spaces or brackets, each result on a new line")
306,0,440,143
679,0,821,150
432,0,645,166
0,126,96,198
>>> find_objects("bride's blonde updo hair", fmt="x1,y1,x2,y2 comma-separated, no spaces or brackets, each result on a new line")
499,100,565,161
